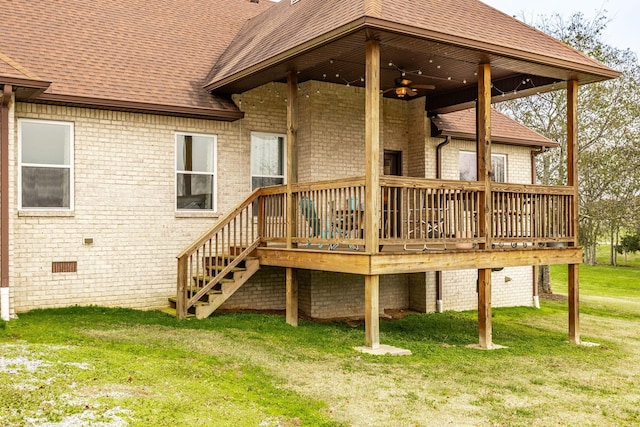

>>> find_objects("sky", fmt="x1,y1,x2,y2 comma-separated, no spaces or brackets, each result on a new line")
482,0,640,57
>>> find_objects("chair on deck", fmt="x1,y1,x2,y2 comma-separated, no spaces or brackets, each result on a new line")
299,197,358,251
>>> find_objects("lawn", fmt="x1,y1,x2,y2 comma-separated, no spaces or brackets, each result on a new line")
2,263,640,426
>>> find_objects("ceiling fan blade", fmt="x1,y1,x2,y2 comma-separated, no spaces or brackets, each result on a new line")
412,84,436,90
382,88,396,94
407,90,418,97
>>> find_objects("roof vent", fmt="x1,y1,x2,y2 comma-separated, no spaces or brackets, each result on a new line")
291,0,300,4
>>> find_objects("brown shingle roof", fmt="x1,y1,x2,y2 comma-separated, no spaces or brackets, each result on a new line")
206,0,617,89
431,108,558,148
1,0,271,118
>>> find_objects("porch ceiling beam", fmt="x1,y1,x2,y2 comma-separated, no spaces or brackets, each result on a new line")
427,75,559,114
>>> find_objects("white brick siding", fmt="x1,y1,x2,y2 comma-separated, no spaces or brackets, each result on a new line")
7,81,536,317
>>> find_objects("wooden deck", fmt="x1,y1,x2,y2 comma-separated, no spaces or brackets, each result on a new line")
255,245,582,275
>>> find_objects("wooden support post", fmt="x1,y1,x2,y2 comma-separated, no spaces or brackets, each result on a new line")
176,257,188,319
286,71,298,249
568,263,580,343
566,80,579,246
286,268,298,327
567,80,580,344
477,63,492,249
365,275,380,348
478,268,493,348
365,38,381,254
285,72,299,327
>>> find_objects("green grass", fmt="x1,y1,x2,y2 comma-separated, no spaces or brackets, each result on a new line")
2,264,640,426
596,243,640,267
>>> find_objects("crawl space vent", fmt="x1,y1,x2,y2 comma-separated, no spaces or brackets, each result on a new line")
52,261,77,273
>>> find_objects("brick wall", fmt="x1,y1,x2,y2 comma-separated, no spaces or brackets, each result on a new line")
11,84,288,312
9,81,537,316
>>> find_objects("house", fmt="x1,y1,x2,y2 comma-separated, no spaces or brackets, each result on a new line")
0,0,618,350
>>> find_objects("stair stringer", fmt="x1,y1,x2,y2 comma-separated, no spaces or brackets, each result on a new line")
195,258,260,319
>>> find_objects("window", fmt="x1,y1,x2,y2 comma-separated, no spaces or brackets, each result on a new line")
19,119,73,209
459,151,507,183
176,133,216,211
251,133,285,190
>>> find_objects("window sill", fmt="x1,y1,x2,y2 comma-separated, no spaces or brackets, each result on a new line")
18,210,75,218
175,211,221,219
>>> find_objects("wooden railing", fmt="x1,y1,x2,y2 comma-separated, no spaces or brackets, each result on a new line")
177,177,576,316
176,189,262,318
259,177,366,247
491,183,574,244
380,177,485,247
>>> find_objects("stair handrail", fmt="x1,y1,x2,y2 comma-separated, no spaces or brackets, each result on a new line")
176,188,265,318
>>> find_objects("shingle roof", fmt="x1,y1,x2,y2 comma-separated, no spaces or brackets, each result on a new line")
1,0,272,118
432,108,557,148
207,0,617,89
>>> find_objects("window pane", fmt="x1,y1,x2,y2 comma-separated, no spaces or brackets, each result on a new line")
459,151,477,181
21,121,70,165
176,134,215,172
492,156,506,182
251,134,283,176
252,177,284,190
177,173,214,210
22,166,70,208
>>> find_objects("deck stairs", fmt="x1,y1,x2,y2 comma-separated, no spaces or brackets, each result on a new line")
169,250,260,319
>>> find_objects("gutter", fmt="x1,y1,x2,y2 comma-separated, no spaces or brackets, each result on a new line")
1,84,12,321
435,135,451,313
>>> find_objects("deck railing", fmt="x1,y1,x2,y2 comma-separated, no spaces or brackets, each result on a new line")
177,177,575,315
252,176,575,248
176,188,262,318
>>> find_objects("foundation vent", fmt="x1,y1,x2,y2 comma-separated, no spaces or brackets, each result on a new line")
52,261,77,273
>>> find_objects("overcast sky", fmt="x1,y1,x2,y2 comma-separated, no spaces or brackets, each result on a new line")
482,0,640,56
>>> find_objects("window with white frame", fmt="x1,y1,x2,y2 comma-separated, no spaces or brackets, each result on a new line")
251,133,285,190
459,150,507,183
176,133,216,211
19,119,73,209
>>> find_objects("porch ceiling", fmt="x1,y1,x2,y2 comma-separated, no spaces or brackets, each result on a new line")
208,28,614,113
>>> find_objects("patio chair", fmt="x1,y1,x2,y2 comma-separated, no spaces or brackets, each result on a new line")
299,197,358,251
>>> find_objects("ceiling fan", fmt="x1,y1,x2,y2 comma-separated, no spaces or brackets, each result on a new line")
384,74,435,98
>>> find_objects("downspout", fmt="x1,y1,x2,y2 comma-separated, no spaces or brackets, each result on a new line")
435,135,451,313
1,85,12,321
530,146,546,309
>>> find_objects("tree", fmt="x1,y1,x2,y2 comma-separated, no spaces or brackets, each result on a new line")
497,11,640,278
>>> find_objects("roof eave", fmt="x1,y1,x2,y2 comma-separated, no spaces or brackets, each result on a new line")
33,93,244,121
364,17,621,81
1,77,51,99
204,18,368,92
435,129,558,148
205,17,620,94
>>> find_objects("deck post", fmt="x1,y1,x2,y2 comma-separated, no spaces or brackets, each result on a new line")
478,268,492,348
286,268,298,327
476,63,493,348
568,263,580,343
176,256,188,319
477,63,492,249
567,79,580,343
365,38,380,254
365,275,380,348
285,71,299,326
363,38,381,348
